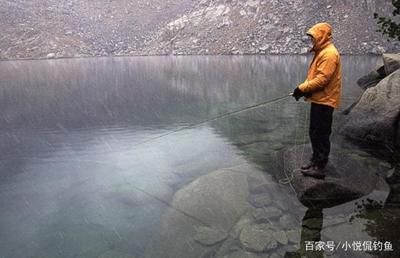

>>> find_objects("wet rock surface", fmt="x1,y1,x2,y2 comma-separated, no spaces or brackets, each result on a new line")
341,54,400,149
281,144,388,208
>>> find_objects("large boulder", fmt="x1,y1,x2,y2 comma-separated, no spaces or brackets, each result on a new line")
343,53,399,115
355,53,399,91
341,69,400,148
144,165,253,258
281,144,384,208
398,120,400,147
383,53,400,76
356,65,386,90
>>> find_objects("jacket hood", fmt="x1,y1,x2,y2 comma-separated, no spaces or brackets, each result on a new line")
307,23,332,51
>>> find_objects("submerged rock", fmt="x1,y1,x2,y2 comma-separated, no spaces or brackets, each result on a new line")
272,230,289,245
252,206,282,223
144,165,253,258
247,192,272,208
194,226,228,246
281,144,385,208
221,250,261,258
98,250,136,258
286,229,301,244
264,206,283,218
239,224,277,252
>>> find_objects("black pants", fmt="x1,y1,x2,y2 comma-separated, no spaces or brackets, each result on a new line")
309,103,334,168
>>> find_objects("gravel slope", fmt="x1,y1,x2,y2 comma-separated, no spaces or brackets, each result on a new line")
0,0,398,60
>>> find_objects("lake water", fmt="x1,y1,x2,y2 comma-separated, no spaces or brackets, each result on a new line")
0,55,397,258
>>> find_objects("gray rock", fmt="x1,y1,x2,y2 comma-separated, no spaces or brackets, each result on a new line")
252,208,270,223
356,65,386,90
247,192,272,207
221,250,261,258
247,173,268,193
300,47,309,54
383,53,400,76
98,250,135,258
286,229,301,244
46,53,56,59
249,182,273,195
323,216,348,228
239,224,277,252
272,230,288,245
341,69,400,148
397,120,400,147
263,206,283,219
227,210,255,239
213,237,242,257
194,226,228,246
144,167,252,258
281,144,386,208
279,214,296,229
322,218,374,246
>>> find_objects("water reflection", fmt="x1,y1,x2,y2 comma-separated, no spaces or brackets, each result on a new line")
0,55,390,258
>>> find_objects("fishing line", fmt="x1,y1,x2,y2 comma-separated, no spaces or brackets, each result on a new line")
1,94,294,230
279,102,309,187
116,94,292,224
136,94,292,146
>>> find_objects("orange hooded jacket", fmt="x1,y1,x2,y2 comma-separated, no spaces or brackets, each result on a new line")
298,23,342,109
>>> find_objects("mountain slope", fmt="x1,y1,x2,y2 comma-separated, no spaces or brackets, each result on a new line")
144,0,400,55
0,0,398,60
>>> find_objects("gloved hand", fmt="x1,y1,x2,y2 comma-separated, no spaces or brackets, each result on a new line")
292,87,304,101
292,87,312,101
304,91,312,98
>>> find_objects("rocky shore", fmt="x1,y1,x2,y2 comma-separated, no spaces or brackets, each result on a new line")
1,0,399,60
341,53,400,151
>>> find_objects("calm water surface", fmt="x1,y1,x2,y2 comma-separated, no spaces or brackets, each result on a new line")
1,55,396,258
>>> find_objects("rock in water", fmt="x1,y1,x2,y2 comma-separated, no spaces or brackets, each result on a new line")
341,69,400,148
193,226,228,246
247,192,272,207
239,224,277,252
280,144,385,208
272,230,289,245
144,165,253,258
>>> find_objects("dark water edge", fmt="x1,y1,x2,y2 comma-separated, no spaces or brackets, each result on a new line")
0,55,398,258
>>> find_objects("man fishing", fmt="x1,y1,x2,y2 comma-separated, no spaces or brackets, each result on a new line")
292,22,342,179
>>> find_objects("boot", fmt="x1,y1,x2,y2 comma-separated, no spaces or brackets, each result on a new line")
301,161,315,170
301,166,325,179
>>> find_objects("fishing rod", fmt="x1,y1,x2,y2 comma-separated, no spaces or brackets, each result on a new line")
113,93,293,226
136,93,293,146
